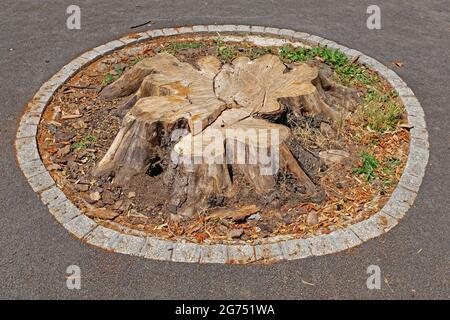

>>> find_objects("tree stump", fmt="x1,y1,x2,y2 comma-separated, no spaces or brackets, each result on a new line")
93,52,360,218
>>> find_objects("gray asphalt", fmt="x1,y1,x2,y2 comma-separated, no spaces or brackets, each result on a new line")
0,0,449,299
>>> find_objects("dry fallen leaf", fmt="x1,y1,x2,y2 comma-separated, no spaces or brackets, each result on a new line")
194,233,208,243
301,279,315,286
85,208,119,220
392,61,404,68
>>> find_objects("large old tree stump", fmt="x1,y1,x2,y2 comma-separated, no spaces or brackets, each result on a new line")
93,52,359,218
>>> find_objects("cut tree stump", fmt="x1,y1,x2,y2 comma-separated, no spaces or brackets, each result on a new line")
93,52,360,218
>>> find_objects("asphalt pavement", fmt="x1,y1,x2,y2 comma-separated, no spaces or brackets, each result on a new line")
0,0,449,299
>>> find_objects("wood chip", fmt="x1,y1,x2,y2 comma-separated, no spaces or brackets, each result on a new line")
207,205,260,222
85,208,119,220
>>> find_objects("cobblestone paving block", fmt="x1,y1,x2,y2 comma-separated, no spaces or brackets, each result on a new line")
227,245,256,264
45,74,68,88
34,88,54,104
92,44,115,56
278,28,295,38
70,56,90,69
410,136,429,151
408,145,430,173
250,26,265,33
48,200,81,224
19,159,47,179
199,244,228,264
322,40,347,52
343,48,362,59
379,196,410,220
85,226,120,249
176,26,194,34
221,25,239,32
172,242,202,263
28,100,47,114
349,220,383,242
264,27,280,35
207,25,223,32
410,127,429,142
399,171,423,192
318,38,332,46
142,237,174,260
389,185,418,207
309,233,346,256
255,243,285,262
329,228,363,250
350,212,397,242
79,49,103,62
306,35,325,45
192,25,208,32
40,185,67,206
368,211,399,231
236,25,251,33
146,29,164,38
292,31,311,41
16,121,37,139
112,234,146,256
162,27,179,36
28,171,55,193
396,85,415,98
280,239,312,260
401,96,423,113
22,112,41,125
407,113,426,130
63,215,97,239
16,137,40,164
46,70,71,87
410,136,430,153
358,55,384,70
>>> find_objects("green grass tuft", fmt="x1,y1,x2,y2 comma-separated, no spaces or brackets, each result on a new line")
101,65,124,85
356,89,403,133
279,45,375,86
71,134,97,151
215,39,237,63
165,42,204,54
353,152,379,182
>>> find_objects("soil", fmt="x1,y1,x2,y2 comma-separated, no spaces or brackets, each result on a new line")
37,34,410,244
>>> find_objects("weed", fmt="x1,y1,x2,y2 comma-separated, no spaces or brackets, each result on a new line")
279,45,374,86
71,141,87,150
355,89,403,132
130,56,144,66
101,65,124,85
215,39,237,63
381,158,401,174
279,45,348,67
335,64,374,86
71,134,97,150
353,152,379,181
243,46,276,60
101,74,116,85
165,42,204,55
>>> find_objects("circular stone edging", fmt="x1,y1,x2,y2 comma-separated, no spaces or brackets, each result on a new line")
15,25,429,264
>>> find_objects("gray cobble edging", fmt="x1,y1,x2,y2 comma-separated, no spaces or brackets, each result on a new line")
15,25,429,264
